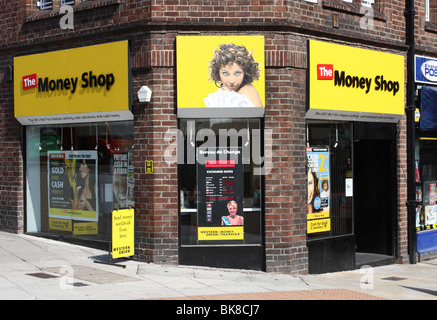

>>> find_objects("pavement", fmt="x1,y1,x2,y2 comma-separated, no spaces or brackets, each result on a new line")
0,230,436,301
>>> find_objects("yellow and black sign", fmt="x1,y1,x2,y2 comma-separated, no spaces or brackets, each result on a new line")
198,226,244,240
14,41,132,125
112,208,134,259
308,40,404,123
145,160,153,174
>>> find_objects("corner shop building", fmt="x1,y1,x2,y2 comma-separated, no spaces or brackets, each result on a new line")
3,35,411,275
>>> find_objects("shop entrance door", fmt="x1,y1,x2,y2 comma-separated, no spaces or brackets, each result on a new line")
354,127,397,267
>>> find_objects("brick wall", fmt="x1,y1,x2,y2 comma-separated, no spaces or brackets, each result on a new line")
0,78,24,233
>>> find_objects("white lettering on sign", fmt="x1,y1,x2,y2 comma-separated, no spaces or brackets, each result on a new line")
22,74,38,90
317,64,334,80
421,60,437,82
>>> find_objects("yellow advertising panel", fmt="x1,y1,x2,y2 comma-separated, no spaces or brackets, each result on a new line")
112,208,134,259
14,41,132,125
308,40,404,123
74,222,98,235
177,36,265,118
307,218,331,234
49,218,72,232
198,226,244,240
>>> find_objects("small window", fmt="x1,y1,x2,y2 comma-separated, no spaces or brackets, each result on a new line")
38,0,52,10
61,0,75,5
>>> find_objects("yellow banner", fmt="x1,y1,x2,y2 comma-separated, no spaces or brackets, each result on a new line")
308,40,404,123
74,222,98,235
307,211,330,220
307,218,331,234
198,226,244,240
14,41,132,125
49,218,72,232
112,208,134,259
49,207,97,221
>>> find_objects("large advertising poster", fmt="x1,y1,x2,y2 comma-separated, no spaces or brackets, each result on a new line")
176,36,265,118
48,150,98,222
306,147,330,234
197,147,244,241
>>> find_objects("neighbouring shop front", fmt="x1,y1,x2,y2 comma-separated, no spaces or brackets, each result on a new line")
175,36,266,270
306,40,405,273
15,41,134,246
414,55,437,261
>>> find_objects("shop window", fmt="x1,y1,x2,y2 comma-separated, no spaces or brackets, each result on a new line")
306,121,353,239
178,119,263,246
25,121,134,242
416,138,437,230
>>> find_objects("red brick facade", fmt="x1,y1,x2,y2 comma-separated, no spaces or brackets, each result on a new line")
2,0,435,273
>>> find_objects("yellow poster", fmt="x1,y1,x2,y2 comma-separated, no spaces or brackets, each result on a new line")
112,208,134,259
307,219,331,234
176,36,265,118
198,226,244,240
74,222,98,235
49,218,72,232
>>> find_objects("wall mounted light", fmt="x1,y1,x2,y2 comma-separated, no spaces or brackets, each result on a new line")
137,86,152,103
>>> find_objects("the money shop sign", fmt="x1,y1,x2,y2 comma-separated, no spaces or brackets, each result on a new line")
14,41,132,125
308,40,404,123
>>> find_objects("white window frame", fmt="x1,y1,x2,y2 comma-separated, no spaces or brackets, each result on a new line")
38,0,52,10
61,0,75,5
425,0,430,21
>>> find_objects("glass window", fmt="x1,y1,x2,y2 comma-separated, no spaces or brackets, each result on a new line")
417,138,437,230
306,121,353,239
178,119,263,246
25,121,134,242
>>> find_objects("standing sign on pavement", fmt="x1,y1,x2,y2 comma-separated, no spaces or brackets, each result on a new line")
112,208,134,259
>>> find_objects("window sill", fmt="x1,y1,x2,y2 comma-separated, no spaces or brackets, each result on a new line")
322,0,386,22
425,21,437,34
24,0,121,23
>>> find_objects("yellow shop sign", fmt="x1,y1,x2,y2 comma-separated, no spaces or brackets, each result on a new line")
307,40,404,123
14,41,132,125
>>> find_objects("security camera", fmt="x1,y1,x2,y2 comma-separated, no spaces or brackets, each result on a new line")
137,85,152,103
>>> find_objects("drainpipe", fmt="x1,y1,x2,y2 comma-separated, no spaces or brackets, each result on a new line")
405,0,417,264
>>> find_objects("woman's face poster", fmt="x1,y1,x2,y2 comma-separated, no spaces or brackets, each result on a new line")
176,36,265,118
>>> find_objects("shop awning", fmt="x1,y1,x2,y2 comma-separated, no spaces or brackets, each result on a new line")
420,86,437,131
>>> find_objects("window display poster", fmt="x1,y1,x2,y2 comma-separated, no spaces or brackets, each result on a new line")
306,147,331,233
112,151,135,209
48,150,98,221
424,205,437,229
197,147,244,240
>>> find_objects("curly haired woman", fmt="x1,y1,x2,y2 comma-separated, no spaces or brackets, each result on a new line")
208,43,263,107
